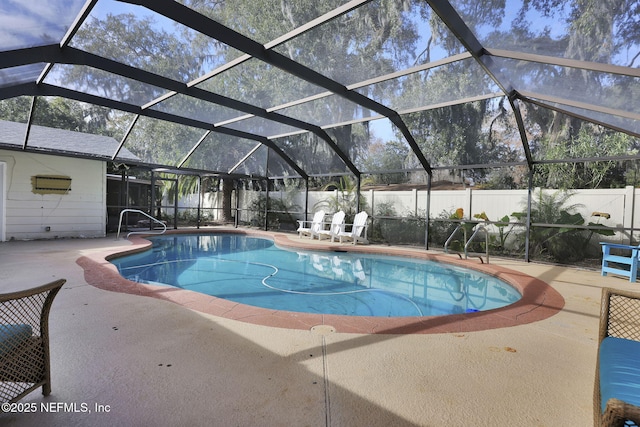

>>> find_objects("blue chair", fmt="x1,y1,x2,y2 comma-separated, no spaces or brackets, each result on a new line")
594,288,640,427
601,242,640,282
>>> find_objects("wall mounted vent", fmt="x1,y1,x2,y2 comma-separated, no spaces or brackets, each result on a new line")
32,175,72,195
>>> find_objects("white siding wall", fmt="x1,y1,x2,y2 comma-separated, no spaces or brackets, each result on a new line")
0,150,106,241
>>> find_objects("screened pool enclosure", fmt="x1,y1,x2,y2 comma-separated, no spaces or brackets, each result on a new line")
1,0,639,264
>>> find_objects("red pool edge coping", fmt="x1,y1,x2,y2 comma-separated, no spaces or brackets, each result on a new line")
76,228,565,335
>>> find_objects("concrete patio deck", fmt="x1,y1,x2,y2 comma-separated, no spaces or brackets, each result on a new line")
0,228,636,426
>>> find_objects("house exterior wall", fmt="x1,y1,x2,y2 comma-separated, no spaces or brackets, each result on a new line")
0,149,106,241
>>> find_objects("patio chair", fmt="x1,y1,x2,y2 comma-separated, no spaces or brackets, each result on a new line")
600,242,640,282
593,287,640,427
316,211,345,241
0,279,65,405
297,210,325,239
332,211,369,244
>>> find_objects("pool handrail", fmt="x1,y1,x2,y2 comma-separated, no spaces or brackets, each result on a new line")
465,224,489,263
116,209,167,240
444,224,464,254
444,223,490,263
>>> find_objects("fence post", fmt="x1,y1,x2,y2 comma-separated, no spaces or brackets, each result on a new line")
624,185,635,245
304,178,309,220
264,179,269,231
234,181,239,228
197,175,202,229
425,175,431,250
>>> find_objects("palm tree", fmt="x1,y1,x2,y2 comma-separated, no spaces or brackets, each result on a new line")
314,176,370,221
513,190,586,262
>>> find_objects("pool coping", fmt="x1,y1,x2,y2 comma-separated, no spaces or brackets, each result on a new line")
76,228,565,335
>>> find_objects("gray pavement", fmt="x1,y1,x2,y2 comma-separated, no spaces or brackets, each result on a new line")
0,233,635,426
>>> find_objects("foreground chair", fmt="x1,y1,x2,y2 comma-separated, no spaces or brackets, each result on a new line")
297,210,325,238
600,242,640,282
316,211,345,240
333,211,369,244
594,287,640,427
0,279,65,404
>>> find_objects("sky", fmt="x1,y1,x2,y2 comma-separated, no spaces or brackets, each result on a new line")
0,0,86,50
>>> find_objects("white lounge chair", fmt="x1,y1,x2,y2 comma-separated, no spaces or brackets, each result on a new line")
333,211,369,244
297,210,325,238
316,211,345,241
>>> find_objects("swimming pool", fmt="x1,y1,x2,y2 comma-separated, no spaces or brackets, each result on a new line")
110,233,521,317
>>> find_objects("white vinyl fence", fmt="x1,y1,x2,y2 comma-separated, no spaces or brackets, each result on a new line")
174,186,639,244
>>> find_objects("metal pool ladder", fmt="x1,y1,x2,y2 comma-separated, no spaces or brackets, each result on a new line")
444,223,490,263
116,209,167,240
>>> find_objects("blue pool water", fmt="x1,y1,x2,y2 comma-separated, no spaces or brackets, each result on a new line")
111,234,521,317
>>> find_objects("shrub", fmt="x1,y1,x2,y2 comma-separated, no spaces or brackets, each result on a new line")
510,190,613,263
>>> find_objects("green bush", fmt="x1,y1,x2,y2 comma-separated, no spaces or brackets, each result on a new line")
511,190,613,263
428,209,461,249
248,195,300,230
370,203,426,245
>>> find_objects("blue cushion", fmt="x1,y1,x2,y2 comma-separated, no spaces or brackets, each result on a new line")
599,336,640,412
0,324,33,357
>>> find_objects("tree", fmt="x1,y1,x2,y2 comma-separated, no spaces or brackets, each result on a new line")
12,0,638,196
67,13,209,95
314,176,369,220
400,98,523,184
425,0,640,188
533,124,635,189
63,12,248,221
0,96,114,137
0,97,31,122
359,139,410,184
511,189,614,262
185,0,430,173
